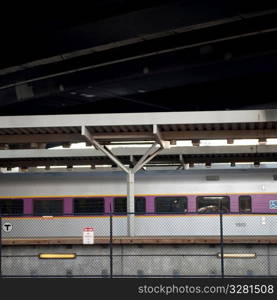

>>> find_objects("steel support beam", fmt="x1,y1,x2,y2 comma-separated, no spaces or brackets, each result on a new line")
127,172,135,236
82,126,162,237
82,126,129,173
153,124,170,149
132,142,158,173
1,110,277,129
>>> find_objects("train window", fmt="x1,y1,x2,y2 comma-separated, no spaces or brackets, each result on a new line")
74,198,104,214
0,199,23,215
113,197,146,213
155,197,187,213
135,197,146,214
197,196,230,213
239,196,252,213
114,197,126,214
33,199,63,216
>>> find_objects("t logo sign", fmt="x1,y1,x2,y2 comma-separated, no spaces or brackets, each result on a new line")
2,222,13,232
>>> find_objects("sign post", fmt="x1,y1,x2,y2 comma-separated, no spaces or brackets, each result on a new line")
82,227,94,244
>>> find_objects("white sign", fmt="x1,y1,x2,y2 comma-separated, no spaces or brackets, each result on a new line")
83,227,94,244
261,216,266,225
2,222,13,232
269,200,277,209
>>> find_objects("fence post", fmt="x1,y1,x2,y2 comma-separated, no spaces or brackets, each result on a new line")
219,200,224,278
0,206,2,278
109,203,113,278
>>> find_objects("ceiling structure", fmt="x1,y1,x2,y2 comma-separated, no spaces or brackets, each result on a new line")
1,145,277,170
1,109,277,170
0,109,277,147
1,1,277,115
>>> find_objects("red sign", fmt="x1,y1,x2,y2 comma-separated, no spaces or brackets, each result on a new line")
83,227,94,232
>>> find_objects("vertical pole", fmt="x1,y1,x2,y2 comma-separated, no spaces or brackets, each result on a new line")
110,203,113,279
0,206,2,278
127,172,135,236
219,200,224,278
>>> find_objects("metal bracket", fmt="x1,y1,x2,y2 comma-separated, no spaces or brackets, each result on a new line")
153,124,170,149
133,142,163,173
82,126,129,173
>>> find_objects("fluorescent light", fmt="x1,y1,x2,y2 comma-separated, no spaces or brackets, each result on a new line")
217,253,256,258
39,253,76,259
80,93,95,98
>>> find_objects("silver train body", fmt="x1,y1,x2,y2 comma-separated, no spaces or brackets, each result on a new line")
1,169,277,239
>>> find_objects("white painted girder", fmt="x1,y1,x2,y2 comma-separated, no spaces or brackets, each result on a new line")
0,110,277,128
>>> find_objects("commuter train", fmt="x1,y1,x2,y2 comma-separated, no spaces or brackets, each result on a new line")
1,168,277,239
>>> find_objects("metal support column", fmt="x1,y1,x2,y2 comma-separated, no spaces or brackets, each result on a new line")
127,172,135,236
109,203,113,278
0,207,2,278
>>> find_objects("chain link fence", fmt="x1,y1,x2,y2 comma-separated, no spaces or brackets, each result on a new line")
1,211,277,277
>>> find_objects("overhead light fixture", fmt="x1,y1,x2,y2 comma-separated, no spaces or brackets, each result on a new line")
217,253,256,259
143,67,149,74
39,253,76,259
80,93,95,98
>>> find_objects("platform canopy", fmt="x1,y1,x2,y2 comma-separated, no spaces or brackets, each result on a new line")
0,109,277,168
0,109,277,148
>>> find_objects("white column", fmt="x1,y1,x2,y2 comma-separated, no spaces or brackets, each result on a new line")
127,171,135,236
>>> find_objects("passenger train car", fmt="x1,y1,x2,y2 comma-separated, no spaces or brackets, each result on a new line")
1,168,277,238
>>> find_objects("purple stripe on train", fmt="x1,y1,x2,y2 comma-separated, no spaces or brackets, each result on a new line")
252,194,277,213
141,194,277,213
22,194,277,214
